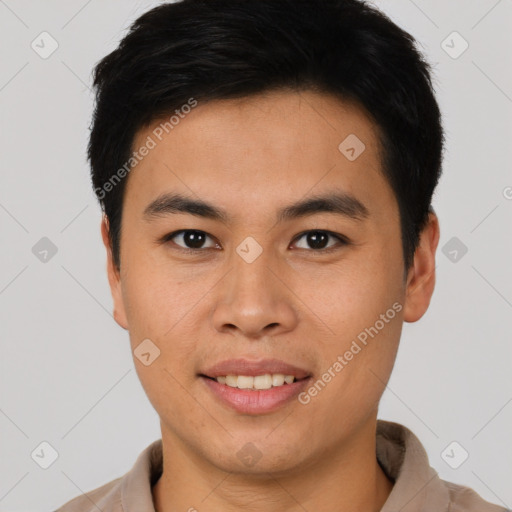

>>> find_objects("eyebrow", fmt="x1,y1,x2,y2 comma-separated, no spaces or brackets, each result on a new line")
143,191,370,224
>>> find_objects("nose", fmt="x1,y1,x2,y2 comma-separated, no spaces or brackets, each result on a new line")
211,248,298,339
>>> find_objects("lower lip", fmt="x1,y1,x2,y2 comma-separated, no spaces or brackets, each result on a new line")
200,376,311,415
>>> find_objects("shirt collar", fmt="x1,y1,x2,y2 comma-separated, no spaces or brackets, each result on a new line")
376,420,450,511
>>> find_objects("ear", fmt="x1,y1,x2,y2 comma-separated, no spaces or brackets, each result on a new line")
403,210,440,323
101,214,129,330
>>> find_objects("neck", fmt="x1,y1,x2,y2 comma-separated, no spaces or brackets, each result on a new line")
152,418,394,512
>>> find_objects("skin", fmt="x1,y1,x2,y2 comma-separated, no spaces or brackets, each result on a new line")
101,89,440,512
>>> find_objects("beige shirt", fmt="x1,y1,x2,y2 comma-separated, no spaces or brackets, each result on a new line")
55,420,506,512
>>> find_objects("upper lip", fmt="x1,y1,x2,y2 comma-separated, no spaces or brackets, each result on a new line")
200,358,311,380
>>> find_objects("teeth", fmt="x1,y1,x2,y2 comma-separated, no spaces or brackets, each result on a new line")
225,375,238,387
272,374,285,386
237,375,254,389
217,373,297,390
254,374,272,389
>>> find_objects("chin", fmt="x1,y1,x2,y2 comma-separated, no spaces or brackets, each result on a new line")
202,437,309,477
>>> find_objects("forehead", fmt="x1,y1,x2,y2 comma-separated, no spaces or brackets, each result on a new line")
125,90,396,223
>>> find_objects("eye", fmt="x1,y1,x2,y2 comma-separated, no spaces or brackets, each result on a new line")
161,229,349,253
163,230,219,251
292,230,349,252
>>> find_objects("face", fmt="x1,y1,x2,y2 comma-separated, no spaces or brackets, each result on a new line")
102,90,438,475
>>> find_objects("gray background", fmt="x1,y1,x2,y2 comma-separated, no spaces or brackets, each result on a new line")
1,0,511,510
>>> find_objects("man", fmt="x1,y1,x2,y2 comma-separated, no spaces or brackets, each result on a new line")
56,0,505,510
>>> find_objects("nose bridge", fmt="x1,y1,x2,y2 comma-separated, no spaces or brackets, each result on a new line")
229,241,278,307
211,240,297,336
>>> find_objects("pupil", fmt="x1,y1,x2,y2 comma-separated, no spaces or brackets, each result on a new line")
185,231,205,248
308,231,328,249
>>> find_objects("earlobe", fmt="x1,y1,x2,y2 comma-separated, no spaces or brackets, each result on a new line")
100,215,129,330
403,211,440,323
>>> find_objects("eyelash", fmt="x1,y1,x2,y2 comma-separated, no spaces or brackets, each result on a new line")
160,229,350,255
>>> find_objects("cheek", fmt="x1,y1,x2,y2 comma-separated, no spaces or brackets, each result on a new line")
299,295,403,433
120,250,208,363
295,255,402,341
122,266,203,416
120,248,191,338
296,247,404,393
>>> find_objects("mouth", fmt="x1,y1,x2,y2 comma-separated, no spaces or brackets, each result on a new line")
197,358,313,414
199,373,310,390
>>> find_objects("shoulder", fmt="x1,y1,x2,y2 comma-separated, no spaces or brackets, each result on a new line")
443,479,509,512
53,476,122,512
53,438,162,512
375,420,507,512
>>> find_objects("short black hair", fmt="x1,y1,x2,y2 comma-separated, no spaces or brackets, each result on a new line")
88,0,444,274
